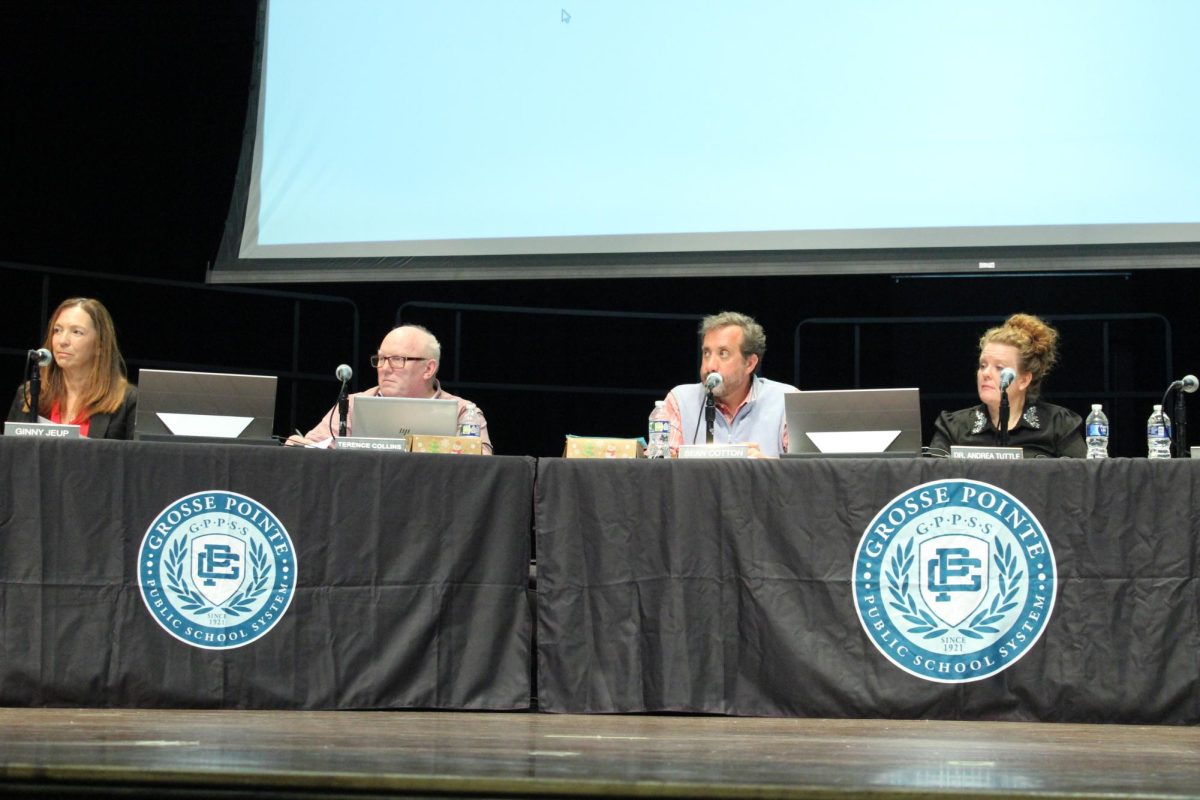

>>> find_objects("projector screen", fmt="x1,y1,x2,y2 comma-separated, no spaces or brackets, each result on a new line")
212,0,1200,283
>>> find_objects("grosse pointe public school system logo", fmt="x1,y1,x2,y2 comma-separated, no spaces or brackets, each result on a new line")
853,479,1056,682
138,491,297,649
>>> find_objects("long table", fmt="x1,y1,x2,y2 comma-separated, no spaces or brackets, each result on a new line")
534,457,1200,722
6,441,1198,722
0,438,534,710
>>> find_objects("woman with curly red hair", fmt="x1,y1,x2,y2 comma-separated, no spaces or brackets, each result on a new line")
929,313,1084,458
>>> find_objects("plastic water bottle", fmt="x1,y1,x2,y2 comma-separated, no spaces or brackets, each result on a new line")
1147,404,1172,459
458,403,481,438
1085,404,1109,459
647,400,671,458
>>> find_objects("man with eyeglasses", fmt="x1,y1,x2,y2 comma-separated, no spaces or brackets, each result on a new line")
661,311,797,457
290,324,492,453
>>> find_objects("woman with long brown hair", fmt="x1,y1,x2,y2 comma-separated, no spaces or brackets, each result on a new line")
6,297,137,439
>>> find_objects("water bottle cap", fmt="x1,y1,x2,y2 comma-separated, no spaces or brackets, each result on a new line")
1091,404,1102,411
1153,404,1163,412
654,400,665,408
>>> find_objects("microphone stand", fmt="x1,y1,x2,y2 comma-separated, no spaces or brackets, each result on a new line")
337,380,350,438
27,356,42,423
1173,385,1188,458
704,390,716,444
997,385,1010,447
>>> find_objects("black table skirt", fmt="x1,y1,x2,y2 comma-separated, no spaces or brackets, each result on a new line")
0,438,534,710
534,457,1200,722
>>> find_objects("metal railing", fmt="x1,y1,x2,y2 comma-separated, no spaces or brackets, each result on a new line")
0,261,359,433
793,313,1171,402
397,301,705,397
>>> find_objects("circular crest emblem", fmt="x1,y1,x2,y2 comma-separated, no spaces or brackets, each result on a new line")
138,491,297,649
853,479,1056,683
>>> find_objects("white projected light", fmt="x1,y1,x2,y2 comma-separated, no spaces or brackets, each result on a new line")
214,0,1200,282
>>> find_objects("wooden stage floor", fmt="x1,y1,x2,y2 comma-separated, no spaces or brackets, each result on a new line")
0,708,1197,799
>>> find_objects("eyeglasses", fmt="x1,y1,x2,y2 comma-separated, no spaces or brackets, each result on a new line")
370,354,429,369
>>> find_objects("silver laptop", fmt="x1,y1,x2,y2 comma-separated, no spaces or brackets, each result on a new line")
352,396,458,439
785,388,921,456
135,369,277,442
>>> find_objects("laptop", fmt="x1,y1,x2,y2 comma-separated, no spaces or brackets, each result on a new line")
352,396,458,439
784,388,921,457
135,369,277,443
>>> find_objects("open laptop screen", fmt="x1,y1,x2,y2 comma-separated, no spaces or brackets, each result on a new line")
785,388,922,456
135,369,277,441
352,396,458,439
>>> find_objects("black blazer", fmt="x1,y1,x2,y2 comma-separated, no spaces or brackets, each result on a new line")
928,400,1085,459
6,383,138,440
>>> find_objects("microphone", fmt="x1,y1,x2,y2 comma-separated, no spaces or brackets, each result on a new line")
996,368,1016,447
23,348,52,423
335,364,352,437
702,372,721,445
1167,374,1199,459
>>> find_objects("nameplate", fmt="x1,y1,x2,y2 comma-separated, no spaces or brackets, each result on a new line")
4,421,81,439
950,445,1023,460
338,436,409,452
678,444,750,459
